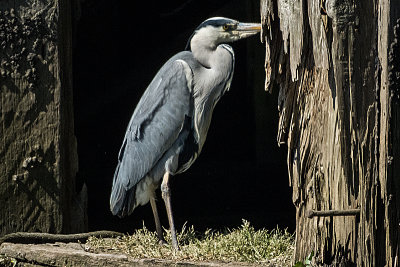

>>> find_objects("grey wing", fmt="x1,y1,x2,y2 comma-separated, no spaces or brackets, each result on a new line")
110,59,193,216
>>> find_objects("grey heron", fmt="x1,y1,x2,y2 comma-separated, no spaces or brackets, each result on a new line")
110,17,261,249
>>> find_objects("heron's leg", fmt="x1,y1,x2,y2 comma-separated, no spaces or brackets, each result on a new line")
161,172,180,250
150,196,166,244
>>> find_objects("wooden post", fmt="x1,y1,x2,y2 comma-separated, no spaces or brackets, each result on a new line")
260,0,400,265
0,0,85,235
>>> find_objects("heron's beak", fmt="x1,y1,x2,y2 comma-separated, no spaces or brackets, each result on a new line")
236,22,261,39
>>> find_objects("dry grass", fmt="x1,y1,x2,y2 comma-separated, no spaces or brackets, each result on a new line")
86,220,294,265
0,255,16,267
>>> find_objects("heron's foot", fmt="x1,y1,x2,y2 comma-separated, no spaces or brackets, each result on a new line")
158,238,167,245
171,240,180,251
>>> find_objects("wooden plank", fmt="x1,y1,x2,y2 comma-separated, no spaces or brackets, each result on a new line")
260,0,400,265
0,0,83,235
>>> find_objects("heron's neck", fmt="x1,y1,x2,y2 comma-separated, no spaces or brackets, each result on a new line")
191,34,222,68
190,37,234,151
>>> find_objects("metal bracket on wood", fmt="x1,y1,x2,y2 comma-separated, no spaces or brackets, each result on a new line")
307,209,360,218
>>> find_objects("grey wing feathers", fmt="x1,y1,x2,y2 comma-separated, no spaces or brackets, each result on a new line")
110,57,193,217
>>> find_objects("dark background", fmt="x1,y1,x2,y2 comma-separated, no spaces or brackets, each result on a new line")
72,0,295,234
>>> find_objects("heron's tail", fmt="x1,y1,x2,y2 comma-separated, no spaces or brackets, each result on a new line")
109,164,137,218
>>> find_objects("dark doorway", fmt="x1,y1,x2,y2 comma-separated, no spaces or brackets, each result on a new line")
73,0,295,234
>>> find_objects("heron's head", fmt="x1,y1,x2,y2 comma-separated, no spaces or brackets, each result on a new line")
186,17,261,50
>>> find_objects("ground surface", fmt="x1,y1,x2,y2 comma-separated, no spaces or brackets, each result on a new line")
0,242,287,267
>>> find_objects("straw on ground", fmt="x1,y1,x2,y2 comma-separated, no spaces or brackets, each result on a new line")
86,220,294,265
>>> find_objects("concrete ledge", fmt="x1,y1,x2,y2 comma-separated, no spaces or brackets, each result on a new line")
0,242,279,267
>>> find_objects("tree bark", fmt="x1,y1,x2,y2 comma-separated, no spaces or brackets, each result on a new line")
0,0,85,235
260,0,400,265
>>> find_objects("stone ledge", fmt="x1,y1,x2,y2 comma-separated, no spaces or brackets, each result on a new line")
0,242,278,267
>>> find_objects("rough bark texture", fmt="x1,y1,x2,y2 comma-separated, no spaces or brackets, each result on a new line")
260,0,400,265
0,0,85,235
0,230,122,244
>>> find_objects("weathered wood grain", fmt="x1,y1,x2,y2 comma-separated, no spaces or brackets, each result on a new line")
0,0,84,235
261,0,400,265
0,230,123,244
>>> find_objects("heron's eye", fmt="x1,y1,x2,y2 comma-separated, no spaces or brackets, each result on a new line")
223,25,229,31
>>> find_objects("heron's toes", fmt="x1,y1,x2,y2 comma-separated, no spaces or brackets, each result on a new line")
158,239,168,246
